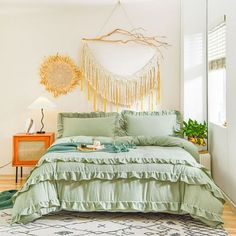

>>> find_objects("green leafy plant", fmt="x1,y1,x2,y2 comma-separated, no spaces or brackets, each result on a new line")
176,119,207,146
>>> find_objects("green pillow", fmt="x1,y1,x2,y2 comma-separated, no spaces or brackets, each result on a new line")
57,112,123,138
121,110,182,136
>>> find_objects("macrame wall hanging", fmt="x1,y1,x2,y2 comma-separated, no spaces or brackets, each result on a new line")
40,54,80,97
80,1,169,112
80,43,160,112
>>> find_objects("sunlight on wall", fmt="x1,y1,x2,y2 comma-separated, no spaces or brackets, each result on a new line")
208,69,226,125
184,33,203,70
183,33,205,122
184,76,204,121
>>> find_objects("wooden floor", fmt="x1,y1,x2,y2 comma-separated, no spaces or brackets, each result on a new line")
1,175,236,235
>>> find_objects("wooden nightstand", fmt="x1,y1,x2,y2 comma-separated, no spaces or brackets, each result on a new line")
199,150,211,172
12,133,54,182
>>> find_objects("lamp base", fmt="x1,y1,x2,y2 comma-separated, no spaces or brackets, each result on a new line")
37,131,45,134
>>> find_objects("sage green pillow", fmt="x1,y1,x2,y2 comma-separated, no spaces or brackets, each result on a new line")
57,112,123,138
121,110,181,136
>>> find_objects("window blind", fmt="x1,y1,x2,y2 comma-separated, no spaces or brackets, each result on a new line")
208,20,226,70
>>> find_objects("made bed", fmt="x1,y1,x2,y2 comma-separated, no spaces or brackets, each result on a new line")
11,110,225,227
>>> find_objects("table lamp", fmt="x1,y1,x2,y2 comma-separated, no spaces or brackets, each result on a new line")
28,96,56,133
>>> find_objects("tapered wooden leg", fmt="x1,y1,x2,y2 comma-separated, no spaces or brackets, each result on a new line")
15,167,18,183
20,167,23,178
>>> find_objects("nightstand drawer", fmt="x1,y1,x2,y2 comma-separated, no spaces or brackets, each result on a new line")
12,133,54,166
18,140,46,161
199,150,211,171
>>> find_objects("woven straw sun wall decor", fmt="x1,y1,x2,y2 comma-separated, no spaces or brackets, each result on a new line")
40,55,80,97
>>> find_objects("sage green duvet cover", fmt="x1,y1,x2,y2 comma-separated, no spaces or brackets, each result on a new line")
12,136,225,227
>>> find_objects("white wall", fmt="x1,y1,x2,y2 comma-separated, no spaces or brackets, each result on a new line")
0,0,181,174
180,0,236,205
181,0,207,122
225,0,236,205
208,0,236,205
209,123,229,192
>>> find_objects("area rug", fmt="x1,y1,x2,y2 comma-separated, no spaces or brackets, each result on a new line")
0,209,228,236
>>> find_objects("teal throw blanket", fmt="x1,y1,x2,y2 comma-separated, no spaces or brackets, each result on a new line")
46,142,135,154
0,190,17,210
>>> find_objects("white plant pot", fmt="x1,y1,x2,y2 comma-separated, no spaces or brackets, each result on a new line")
195,144,204,152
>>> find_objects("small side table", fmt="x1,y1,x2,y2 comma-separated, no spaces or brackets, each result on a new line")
12,132,55,183
199,150,211,172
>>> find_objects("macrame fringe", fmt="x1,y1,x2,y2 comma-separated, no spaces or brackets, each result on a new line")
80,43,161,112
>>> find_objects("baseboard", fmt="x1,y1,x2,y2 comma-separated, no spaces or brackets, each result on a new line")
222,191,236,212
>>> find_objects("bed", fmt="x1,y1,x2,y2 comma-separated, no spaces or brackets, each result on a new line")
11,111,225,227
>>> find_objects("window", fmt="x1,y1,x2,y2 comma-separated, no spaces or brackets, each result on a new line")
208,17,226,126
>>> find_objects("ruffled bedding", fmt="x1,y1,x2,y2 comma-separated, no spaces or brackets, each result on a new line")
11,136,225,227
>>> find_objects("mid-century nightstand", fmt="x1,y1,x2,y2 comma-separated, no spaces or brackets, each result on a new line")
199,150,211,172
12,133,54,183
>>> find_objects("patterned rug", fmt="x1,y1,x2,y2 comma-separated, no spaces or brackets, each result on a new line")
0,209,228,236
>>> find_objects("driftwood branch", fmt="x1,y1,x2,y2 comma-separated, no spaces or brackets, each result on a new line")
82,28,170,51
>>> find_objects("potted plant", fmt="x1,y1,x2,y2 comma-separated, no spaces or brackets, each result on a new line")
176,119,207,150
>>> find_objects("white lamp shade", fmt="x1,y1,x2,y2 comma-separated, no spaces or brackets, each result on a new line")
28,96,56,110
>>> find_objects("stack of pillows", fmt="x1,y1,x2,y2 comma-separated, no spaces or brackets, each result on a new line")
57,110,182,139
